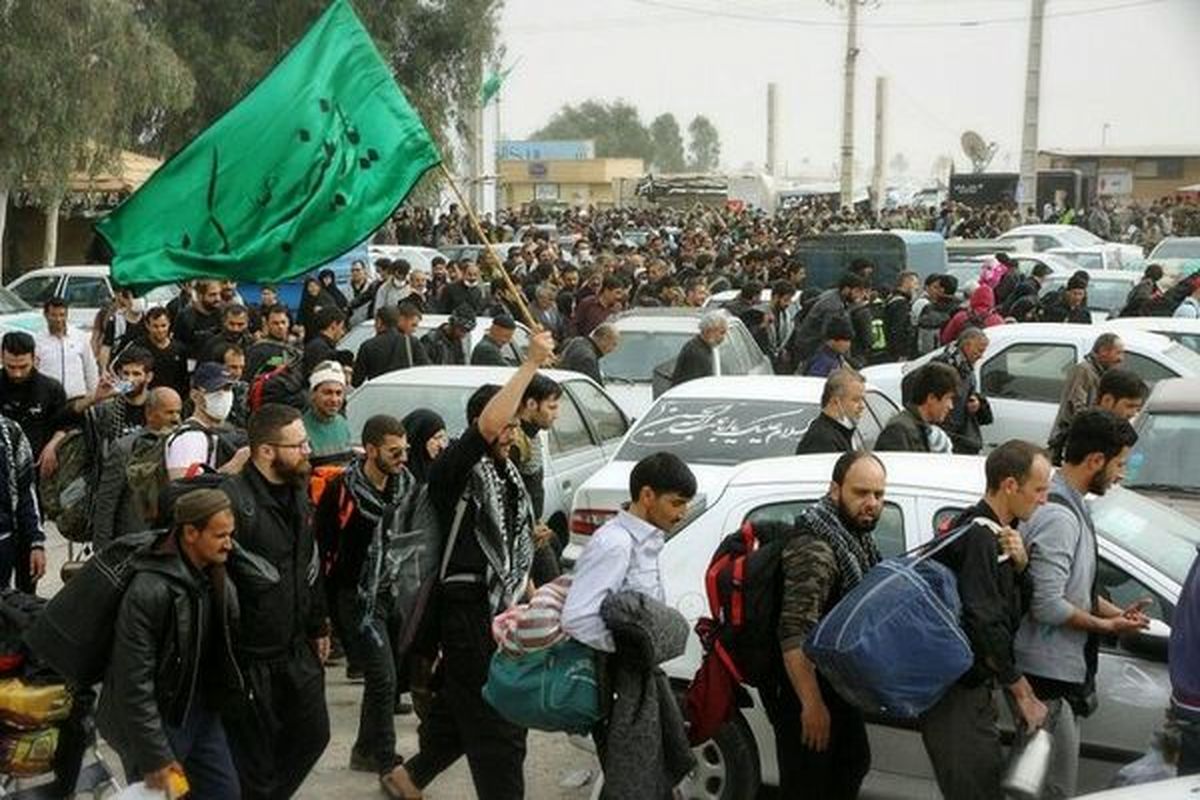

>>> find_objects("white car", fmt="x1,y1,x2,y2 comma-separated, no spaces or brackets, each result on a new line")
997,224,1143,268
1076,775,1200,799
1047,246,1142,272
338,313,532,369
1103,317,1200,355
650,452,1191,798
6,265,176,331
564,375,899,564
366,245,445,274
600,309,774,418
862,323,1200,450
1147,237,1200,283
346,366,630,546
1040,270,1138,321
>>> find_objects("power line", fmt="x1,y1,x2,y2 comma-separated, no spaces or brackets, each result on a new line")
627,0,1169,30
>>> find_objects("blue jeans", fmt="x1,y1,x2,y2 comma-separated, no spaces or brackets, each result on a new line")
125,705,239,799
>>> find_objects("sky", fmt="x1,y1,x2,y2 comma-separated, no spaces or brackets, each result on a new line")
494,0,1200,183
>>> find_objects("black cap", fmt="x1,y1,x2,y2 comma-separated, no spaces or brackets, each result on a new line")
492,314,517,331
450,306,477,331
1067,274,1089,291
824,316,853,341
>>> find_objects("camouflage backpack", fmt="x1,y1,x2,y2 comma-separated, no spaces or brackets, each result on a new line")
37,431,92,543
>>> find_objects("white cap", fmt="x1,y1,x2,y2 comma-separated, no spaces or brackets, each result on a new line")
308,361,346,390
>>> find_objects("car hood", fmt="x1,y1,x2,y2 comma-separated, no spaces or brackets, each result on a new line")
573,460,737,518
1129,487,1200,523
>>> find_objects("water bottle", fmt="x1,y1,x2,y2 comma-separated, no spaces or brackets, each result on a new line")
1002,726,1053,799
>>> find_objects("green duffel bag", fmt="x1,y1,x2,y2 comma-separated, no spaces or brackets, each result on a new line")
482,638,601,734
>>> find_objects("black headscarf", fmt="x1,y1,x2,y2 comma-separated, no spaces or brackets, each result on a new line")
318,268,349,310
403,409,446,484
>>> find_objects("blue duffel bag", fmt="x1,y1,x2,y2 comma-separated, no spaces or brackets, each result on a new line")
804,519,996,719
482,638,601,734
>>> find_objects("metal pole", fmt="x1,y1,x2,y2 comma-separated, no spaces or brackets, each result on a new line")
766,82,778,177
839,0,859,208
872,76,886,215
1018,0,1046,216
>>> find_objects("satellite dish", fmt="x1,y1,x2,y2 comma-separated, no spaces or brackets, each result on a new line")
961,131,998,173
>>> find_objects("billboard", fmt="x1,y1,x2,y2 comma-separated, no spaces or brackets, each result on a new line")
498,140,595,161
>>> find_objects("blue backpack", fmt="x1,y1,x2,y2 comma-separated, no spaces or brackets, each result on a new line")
804,517,999,719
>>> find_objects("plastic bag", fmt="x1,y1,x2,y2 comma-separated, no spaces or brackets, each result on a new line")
0,678,72,729
115,784,168,800
0,726,58,777
1111,735,1176,787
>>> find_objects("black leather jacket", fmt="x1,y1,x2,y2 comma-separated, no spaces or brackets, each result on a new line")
96,535,242,773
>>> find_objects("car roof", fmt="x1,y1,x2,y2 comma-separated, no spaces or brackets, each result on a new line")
359,365,588,388
1146,377,1200,413
614,307,705,319
11,265,109,279
981,322,1173,350
1042,269,1135,283
657,375,828,402
1103,317,1200,334
1000,224,1089,236
729,452,985,493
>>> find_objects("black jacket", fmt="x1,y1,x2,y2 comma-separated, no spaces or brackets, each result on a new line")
96,535,241,773
223,465,327,659
933,500,1028,687
795,413,856,455
302,333,339,375
788,288,848,362
669,336,715,388
0,372,68,455
470,334,514,366
883,292,915,361
352,330,429,387
559,336,603,384
874,407,933,453
437,282,486,315
173,305,221,360
421,325,467,366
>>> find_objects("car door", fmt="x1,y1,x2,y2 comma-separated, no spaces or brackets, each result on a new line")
978,340,1079,448
543,386,604,526
861,389,899,448
564,378,630,459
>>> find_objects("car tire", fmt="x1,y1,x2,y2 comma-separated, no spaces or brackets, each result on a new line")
679,713,761,800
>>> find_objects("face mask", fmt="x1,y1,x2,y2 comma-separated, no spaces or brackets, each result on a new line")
203,389,234,422
464,279,480,288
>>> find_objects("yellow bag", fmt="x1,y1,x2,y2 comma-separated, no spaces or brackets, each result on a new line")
0,679,72,730
0,726,58,777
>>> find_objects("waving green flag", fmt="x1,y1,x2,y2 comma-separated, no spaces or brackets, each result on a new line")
97,0,441,288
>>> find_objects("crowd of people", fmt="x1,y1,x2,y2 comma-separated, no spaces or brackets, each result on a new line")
0,190,1198,799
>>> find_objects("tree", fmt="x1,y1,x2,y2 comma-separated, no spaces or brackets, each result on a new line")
687,115,721,172
649,113,686,172
889,152,910,176
532,100,653,162
0,0,193,265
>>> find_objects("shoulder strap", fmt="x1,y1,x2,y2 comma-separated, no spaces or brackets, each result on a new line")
907,516,1001,564
438,497,470,581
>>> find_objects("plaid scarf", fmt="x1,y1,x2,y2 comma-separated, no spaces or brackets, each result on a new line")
343,456,408,525
468,456,535,615
799,495,881,592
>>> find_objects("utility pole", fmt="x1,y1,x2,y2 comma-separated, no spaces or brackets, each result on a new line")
766,82,779,177
871,76,887,215
839,0,860,208
1018,0,1046,215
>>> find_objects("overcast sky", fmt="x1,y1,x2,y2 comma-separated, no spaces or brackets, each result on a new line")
495,0,1200,183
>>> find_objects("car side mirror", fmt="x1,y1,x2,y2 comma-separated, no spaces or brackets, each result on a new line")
1119,618,1170,663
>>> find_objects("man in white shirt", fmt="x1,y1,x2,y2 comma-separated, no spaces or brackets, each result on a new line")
562,452,697,652
164,363,250,479
35,298,97,398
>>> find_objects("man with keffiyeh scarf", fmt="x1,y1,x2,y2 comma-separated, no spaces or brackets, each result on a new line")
766,450,887,800
389,331,556,800
0,414,43,589
314,414,414,784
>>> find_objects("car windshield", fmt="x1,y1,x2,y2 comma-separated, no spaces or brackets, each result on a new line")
1064,253,1104,271
1057,227,1105,247
0,286,33,314
1162,332,1200,355
347,383,471,442
1042,278,1130,312
601,330,694,381
1153,240,1200,259
1091,487,1200,586
614,398,819,465
1126,411,1200,493
1164,342,1200,374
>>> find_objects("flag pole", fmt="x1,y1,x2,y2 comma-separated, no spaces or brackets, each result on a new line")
437,161,541,332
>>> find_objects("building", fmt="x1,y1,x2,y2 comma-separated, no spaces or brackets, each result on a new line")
498,158,644,210
1038,147,1200,203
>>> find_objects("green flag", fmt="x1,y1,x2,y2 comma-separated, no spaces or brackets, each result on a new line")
480,64,514,107
97,0,441,288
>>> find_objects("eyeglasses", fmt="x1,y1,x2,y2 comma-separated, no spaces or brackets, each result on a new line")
270,440,312,452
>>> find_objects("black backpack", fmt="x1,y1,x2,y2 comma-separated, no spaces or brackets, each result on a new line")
694,518,798,687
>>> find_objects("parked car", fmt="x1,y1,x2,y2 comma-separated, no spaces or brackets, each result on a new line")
647,452,1190,798
337,313,532,367
437,243,509,266
1040,270,1138,321
862,323,1200,449
6,265,176,331
564,375,899,564
367,244,444,274
1103,317,1200,355
1147,237,1200,283
996,224,1143,267
346,366,629,544
1126,377,1200,520
599,309,773,418
0,285,43,334
1047,245,1141,272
